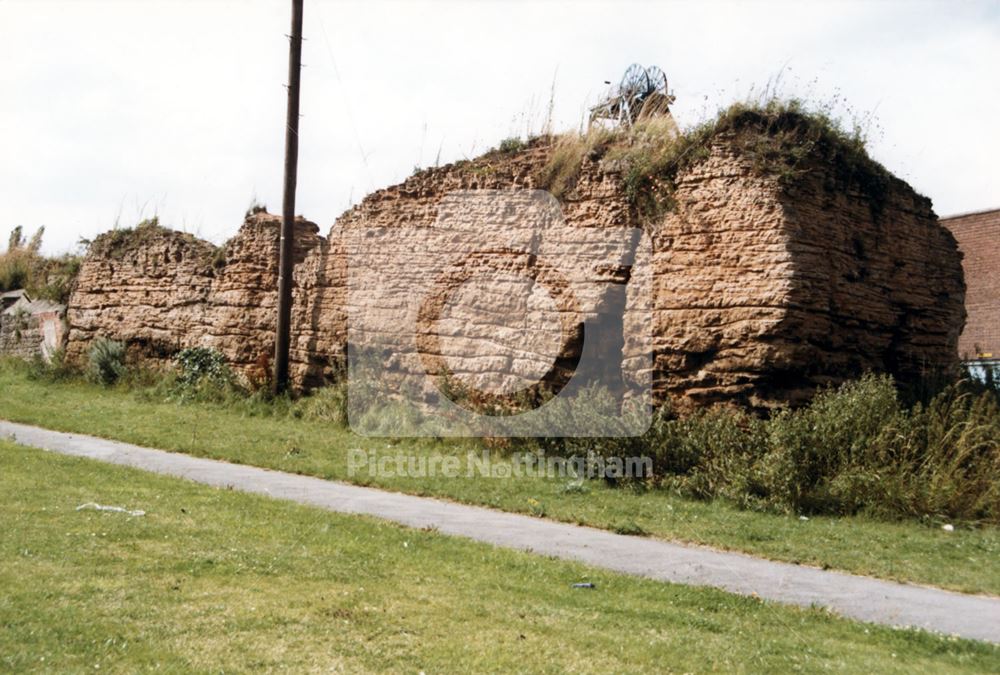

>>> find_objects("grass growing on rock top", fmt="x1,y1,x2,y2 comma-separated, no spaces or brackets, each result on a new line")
2,441,999,672
2,357,999,597
85,216,221,267
534,95,895,221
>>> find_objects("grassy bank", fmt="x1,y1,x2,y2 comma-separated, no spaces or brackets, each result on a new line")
2,441,998,672
1,358,999,596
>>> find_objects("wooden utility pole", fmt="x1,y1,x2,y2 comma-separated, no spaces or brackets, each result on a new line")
274,0,304,394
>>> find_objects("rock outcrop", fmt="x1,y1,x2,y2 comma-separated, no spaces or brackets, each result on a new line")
64,113,966,411
642,141,964,408
65,214,323,382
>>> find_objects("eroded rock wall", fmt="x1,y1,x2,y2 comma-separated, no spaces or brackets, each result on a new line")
642,143,965,410
645,144,798,410
65,214,323,379
322,144,637,402
774,163,966,401
64,135,964,410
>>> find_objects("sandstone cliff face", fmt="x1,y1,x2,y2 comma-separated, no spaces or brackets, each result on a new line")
66,225,216,364
66,214,322,379
325,143,640,407
644,145,797,409
775,163,965,402
64,127,965,411
640,143,965,410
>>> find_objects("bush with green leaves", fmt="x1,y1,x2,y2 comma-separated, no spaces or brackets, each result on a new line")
497,137,526,154
87,338,126,386
757,374,903,513
863,385,1000,520
170,347,236,400
575,373,1000,523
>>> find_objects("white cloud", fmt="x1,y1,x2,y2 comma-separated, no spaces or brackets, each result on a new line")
0,0,997,254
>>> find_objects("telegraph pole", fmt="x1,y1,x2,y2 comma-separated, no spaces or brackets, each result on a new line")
274,0,304,394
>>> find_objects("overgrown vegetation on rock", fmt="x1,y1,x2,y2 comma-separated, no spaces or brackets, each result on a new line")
0,226,81,303
85,217,222,269
86,217,169,259
497,136,527,154
535,96,893,220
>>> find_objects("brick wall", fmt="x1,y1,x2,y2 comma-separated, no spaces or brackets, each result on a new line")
942,208,1000,360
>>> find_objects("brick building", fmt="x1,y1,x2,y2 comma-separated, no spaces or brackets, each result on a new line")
941,207,1000,372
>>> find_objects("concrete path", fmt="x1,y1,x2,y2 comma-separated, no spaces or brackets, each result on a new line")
3,419,1000,644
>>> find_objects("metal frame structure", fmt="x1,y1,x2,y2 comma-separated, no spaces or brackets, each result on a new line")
589,64,675,128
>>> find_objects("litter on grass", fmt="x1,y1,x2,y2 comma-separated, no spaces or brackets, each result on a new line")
76,502,146,517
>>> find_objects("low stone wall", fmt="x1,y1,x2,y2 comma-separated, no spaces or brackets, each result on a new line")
0,301,66,362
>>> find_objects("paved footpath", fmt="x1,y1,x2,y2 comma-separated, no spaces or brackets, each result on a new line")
3,419,1000,644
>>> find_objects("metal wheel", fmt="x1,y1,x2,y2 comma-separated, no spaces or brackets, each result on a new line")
645,65,668,96
619,63,650,100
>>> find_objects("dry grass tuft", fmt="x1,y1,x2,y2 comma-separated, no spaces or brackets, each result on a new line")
534,95,892,221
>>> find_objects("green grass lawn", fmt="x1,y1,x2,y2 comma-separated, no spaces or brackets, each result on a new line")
1,361,998,598
2,441,998,673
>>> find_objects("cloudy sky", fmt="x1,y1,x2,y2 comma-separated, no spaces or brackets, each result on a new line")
1,0,998,254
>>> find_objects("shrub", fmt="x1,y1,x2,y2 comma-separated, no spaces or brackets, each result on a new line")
174,347,231,387
581,374,1000,523
170,347,237,401
660,408,769,506
758,374,902,513
865,385,1000,521
498,137,526,154
87,338,127,386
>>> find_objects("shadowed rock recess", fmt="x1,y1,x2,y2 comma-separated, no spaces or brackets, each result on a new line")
65,117,965,411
